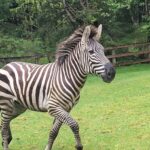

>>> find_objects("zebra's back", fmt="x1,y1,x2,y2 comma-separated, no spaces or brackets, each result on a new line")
0,62,56,112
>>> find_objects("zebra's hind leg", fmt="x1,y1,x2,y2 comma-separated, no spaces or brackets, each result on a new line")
1,120,12,150
48,108,83,150
45,119,62,150
0,100,26,150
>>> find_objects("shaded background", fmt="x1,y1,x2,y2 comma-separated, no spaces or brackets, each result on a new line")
0,0,149,61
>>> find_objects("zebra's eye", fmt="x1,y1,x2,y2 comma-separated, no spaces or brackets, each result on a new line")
89,50,94,55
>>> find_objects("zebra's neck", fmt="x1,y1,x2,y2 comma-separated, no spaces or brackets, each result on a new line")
60,45,87,90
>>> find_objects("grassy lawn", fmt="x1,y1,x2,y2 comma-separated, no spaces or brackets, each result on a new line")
0,64,150,150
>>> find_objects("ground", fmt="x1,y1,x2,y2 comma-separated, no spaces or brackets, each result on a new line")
0,64,150,150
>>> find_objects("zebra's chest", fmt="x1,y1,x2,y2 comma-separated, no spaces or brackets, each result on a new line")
48,69,86,111
51,82,81,111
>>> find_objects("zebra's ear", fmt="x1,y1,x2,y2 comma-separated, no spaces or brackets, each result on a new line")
94,24,102,41
81,26,91,49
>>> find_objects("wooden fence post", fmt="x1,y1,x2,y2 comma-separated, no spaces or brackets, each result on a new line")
148,31,150,58
148,44,150,58
112,50,116,65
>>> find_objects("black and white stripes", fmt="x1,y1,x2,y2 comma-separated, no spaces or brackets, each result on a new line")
0,62,55,111
0,24,115,150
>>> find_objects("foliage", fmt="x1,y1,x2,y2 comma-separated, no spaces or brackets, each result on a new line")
0,0,149,56
0,34,45,57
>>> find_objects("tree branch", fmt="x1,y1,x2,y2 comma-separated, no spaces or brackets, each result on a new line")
80,0,89,8
62,0,76,25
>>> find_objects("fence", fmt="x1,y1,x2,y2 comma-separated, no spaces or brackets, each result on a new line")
0,42,150,67
105,42,150,66
0,50,56,66
0,54,46,67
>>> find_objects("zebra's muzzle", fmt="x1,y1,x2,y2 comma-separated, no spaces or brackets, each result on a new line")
101,63,116,83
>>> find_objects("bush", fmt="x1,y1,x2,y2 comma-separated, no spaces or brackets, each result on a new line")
0,33,45,57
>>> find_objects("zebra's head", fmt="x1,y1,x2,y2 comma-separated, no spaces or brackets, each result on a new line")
81,25,116,83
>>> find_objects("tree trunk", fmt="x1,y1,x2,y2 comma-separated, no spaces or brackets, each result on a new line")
145,0,149,16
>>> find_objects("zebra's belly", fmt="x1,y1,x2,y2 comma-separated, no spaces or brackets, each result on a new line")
14,95,48,112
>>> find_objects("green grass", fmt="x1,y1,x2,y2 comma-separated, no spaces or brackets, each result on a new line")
1,64,150,150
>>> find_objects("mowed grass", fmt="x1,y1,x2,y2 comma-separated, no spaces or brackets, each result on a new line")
0,64,150,150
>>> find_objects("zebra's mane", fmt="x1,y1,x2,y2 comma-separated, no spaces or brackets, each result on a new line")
55,25,98,65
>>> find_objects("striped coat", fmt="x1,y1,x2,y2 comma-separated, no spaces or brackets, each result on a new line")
0,59,86,113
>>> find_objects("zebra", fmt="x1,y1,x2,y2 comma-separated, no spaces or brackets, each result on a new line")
0,24,115,150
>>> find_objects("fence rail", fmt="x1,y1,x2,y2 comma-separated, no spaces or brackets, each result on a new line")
0,42,149,67
105,42,150,66
0,54,46,65
107,50,150,59
105,42,150,51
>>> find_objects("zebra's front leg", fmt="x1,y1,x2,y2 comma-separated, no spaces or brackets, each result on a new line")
45,119,62,150
48,108,83,150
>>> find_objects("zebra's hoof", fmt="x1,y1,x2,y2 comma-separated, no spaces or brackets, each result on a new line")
3,146,9,150
75,145,83,150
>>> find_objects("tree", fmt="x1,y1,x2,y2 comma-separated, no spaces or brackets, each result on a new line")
0,0,149,55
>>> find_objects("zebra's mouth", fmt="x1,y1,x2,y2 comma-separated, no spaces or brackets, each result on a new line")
101,75,112,83
100,72,115,83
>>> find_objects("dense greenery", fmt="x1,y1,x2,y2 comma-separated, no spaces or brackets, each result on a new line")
0,0,149,56
0,64,150,149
